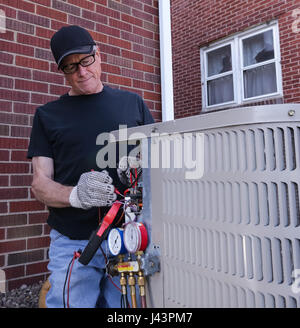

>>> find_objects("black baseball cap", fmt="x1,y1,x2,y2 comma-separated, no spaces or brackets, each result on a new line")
50,25,96,68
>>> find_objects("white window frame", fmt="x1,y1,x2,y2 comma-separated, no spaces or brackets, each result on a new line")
200,21,283,111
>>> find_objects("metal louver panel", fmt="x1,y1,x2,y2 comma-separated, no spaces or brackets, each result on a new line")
147,105,300,308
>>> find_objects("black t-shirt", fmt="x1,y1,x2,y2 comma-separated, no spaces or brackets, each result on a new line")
27,85,155,239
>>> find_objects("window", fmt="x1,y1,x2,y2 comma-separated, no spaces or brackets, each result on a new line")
201,22,282,110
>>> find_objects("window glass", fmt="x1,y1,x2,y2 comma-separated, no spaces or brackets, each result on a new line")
207,75,234,106
243,30,274,67
244,63,277,98
207,45,232,77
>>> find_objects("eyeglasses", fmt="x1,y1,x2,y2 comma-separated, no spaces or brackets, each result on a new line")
60,53,96,74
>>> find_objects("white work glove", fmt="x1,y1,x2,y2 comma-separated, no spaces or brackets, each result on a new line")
117,156,142,186
69,170,117,209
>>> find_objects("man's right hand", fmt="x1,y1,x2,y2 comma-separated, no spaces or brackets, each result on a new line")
69,170,117,209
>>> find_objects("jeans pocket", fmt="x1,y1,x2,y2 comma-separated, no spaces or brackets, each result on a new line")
50,229,64,242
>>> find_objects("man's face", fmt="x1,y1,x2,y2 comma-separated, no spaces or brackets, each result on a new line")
61,49,103,96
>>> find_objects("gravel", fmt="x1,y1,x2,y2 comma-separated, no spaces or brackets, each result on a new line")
0,281,43,308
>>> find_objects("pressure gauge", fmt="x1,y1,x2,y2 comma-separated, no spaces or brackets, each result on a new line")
124,222,148,254
108,228,126,256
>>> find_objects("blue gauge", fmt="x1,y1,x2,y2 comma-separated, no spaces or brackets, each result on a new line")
108,228,126,256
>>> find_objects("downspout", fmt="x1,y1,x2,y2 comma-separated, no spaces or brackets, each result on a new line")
158,0,174,122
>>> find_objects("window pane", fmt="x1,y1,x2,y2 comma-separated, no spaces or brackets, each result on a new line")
207,45,232,77
243,30,274,66
207,74,234,106
244,63,277,99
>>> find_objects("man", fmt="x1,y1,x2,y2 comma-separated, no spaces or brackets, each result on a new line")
27,25,154,308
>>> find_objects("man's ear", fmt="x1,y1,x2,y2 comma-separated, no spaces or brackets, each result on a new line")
95,47,101,63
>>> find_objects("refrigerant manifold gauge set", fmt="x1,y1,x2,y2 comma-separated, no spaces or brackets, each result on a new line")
74,158,160,308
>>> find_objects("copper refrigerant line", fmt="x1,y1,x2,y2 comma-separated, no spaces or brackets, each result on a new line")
108,251,147,308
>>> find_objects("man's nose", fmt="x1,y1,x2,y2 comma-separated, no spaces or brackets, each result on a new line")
77,64,88,76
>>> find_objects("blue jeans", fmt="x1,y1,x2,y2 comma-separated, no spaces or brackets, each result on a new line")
46,229,121,308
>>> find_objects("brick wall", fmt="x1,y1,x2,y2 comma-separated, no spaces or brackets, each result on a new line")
171,0,300,118
0,0,161,290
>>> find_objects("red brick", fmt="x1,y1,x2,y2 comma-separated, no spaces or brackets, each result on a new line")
0,239,26,254
0,52,13,64
0,100,12,112
121,49,143,62
10,200,45,213
0,40,34,56
133,61,154,73
17,33,50,49
27,236,50,250
0,88,30,102
69,0,95,10
31,93,58,105
0,163,29,174
68,15,95,30
0,188,28,200
108,36,132,50
96,4,120,19
89,30,108,44
0,150,9,161
15,79,48,93
0,213,27,227
133,79,154,91
0,124,9,136
82,9,108,25
7,249,44,265
33,71,64,84
1,0,35,13
7,225,42,239
108,75,132,87
0,30,14,42
36,5,67,22
28,212,48,224
0,228,5,240
0,112,28,125
108,0,131,14
49,84,70,96
102,63,121,75
11,175,33,187
99,43,121,56
0,202,8,213
11,149,31,160
0,63,31,79
96,23,120,37
6,18,34,34
133,43,154,56
132,8,153,23
33,0,51,5
121,13,143,27
0,77,13,89
132,26,153,39
17,11,50,28
121,30,143,44
26,261,49,275
121,68,143,80
14,102,37,115
109,18,132,32
144,91,161,102
4,265,25,279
